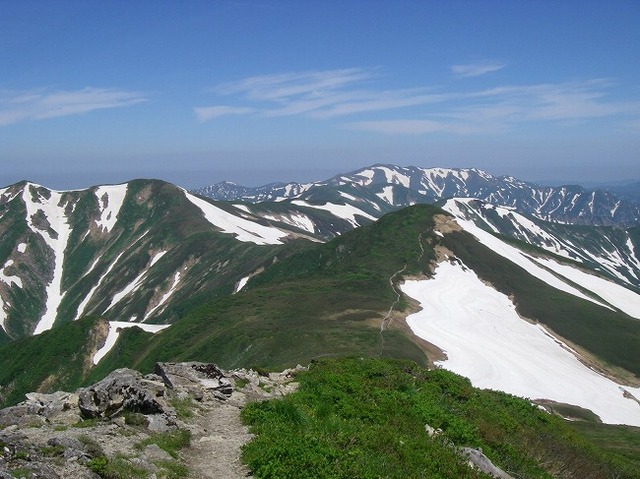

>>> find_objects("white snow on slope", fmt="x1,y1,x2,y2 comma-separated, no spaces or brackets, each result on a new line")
185,192,288,245
377,166,411,187
532,257,640,319
291,200,376,227
233,204,251,214
76,231,150,320
402,260,640,426
262,212,316,234
94,184,128,233
75,251,125,320
443,199,610,309
376,186,394,204
0,260,22,288
234,275,250,294
144,271,181,320
92,321,170,365
488,204,577,260
0,298,6,332
106,251,167,312
338,191,358,202
23,187,74,335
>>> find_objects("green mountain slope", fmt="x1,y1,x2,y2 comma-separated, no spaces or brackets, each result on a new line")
108,203,443,373
0,180,317,340
1,204,639,416
242,357,640,479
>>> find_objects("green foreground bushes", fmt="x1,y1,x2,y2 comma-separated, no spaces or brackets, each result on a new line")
241,358,640,479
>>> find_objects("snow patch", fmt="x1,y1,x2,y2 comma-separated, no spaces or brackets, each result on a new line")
291,200,376,227
106,251,167,312
76,252,125,319
442,199,611,309
23,187,74,335
94,184,128,233
234,275,250,294
376,186,394,204
144,271,181,320
0,297,7,332
402,260,640,427
338,191,358,202
185,192,288,245
0,260,23,288
262,212,316,234
233,204,251,214
92,321,170,365
532,257,640,319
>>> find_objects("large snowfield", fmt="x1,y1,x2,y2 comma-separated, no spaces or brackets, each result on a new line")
402,260,640,427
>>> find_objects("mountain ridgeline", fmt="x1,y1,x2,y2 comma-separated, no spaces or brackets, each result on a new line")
1,164,640,430
194,164,640,227
0,180,323,342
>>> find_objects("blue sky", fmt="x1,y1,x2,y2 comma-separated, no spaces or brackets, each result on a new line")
1,0,639,189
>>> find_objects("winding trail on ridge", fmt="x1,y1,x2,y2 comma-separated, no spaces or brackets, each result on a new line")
377,232,428,355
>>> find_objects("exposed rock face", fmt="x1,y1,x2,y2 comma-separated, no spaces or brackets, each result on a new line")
460,447,514,479
0,391,80,428
0,363,303,479
155,362,233,400
77,368,167,419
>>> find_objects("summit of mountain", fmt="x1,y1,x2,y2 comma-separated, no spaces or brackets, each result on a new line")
193,164,640,227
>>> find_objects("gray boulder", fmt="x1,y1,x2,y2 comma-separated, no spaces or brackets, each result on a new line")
155,362,233,400
460,447,514,479
77,368,166,419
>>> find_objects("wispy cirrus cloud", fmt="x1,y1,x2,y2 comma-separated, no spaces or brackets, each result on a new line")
451,61,505,78
195,68,640,136
0,87,147,126
194,105,256,122
196,68,450,121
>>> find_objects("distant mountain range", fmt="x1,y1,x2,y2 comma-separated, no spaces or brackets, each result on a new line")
194,164,640,227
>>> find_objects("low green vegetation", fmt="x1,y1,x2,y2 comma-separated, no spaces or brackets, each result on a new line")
241,357,640,479
569,422,640,467
134,429,192,459
0,315,102,408
170,396,197,419
104,205,440,374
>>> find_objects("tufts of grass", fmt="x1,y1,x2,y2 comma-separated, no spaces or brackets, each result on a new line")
135,429,191,459
241,357,640,479
170,397,196,420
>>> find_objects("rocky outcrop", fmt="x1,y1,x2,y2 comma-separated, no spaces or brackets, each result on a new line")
424,423,514,479
154,362,232,401
0,363,303,479
77,368,167,419
461,447,514,479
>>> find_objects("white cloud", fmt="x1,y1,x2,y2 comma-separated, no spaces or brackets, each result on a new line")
349,119,485,135
451,61,505,77
216,68,373,101
194,105,256,122
197,68,640,135
0,87,147,126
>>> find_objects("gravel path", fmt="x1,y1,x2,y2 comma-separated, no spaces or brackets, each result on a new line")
182,392,254,479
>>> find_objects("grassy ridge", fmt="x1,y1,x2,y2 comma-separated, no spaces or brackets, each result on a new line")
0,316,102,407
241,357,640,479
443,230,640,377
0,205,439,405
112,205,441,372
